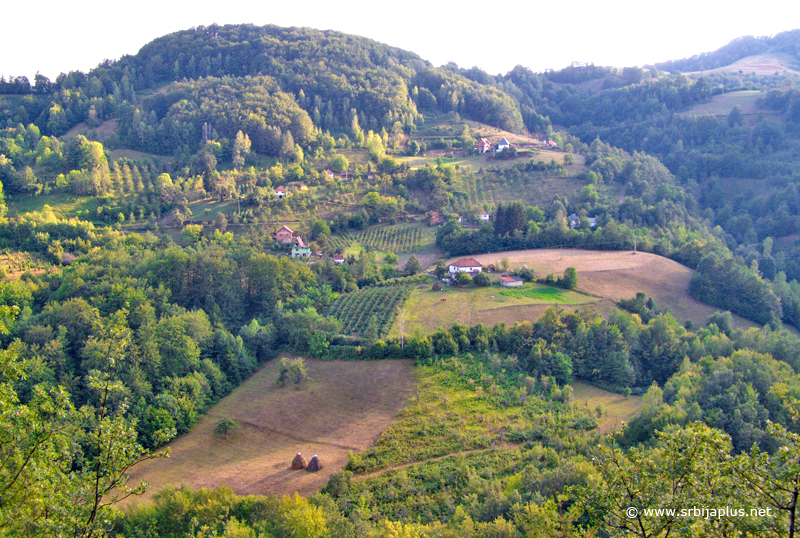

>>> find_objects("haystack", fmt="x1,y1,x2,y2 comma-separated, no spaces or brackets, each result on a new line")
306,455,323,472
291,453,307,470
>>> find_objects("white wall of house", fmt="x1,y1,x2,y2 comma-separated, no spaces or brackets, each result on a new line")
449,265,482,274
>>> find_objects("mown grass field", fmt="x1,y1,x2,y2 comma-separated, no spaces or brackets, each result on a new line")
187,198,239,222
390,280,597,337
127,357,417,502
680,90,762,117
686,53,800,76
469,249,760,330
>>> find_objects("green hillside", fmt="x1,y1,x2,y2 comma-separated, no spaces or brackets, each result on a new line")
5,23,800,538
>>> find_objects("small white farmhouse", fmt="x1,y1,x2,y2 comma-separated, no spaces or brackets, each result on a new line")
448,257,483,274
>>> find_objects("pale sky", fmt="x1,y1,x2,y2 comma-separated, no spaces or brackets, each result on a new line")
3,0,800,82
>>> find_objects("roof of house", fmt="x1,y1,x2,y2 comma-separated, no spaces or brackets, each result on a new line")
276,225,293,234
294,236,307,248
480,210,489,215
275,186,286,192
498,138,510,146
450,257,483,268
334,254,344,260
500,276,524,283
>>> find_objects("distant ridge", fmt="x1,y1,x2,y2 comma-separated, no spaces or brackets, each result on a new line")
654,29,800,73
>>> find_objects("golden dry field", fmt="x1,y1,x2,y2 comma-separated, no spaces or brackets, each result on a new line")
127,357,416,503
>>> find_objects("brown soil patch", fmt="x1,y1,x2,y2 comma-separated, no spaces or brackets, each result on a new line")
469,249,759,329
127,358,416,503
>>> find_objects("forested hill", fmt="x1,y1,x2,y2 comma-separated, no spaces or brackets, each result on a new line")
654,29,800,73
0,23,525,146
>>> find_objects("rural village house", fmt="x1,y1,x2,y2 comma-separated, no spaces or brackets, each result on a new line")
479,210,490,221
275,225,293,243
427,211,444,225
569,213,597,229
333,254,345,264
496,138,511,152
477,138,492,153
291,236,311,258
275,186,288,198
448,257,483,274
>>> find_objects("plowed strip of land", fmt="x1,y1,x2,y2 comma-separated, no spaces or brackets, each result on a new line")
127,358,416,503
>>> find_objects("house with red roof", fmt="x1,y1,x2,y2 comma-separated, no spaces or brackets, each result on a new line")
333,254,345,265
275,186,288,198
477,138,492,153
291,236,311,258
500,276,524,287
448,257,483,274
275,225,293,244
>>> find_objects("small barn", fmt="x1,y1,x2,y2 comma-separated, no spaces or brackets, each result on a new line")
500,276,524,287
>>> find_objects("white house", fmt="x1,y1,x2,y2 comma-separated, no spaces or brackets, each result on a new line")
275,186,287,199
448,257,483,274
477,138,492,153
568,213,597,229
496,138,511,152
479,210,490,221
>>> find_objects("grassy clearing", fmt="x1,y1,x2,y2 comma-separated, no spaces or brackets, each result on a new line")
499,285,573,302
687,53,800,76
572,381,643,434
0,251,52,280
680,90,762,117
6,192,103,219
348,355,600,475
397,148,575,175
391,281,597,337
127,357,416,502
187,198,239,222
468,249,760,330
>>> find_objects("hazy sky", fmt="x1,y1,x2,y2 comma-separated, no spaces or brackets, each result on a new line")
4,0,800,81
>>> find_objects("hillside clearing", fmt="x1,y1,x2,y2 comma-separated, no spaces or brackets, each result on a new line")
127,357,416,502
391,280,597,336
687,53,800,76
467,249,759,330
572,381,643,434
680,90,762,117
